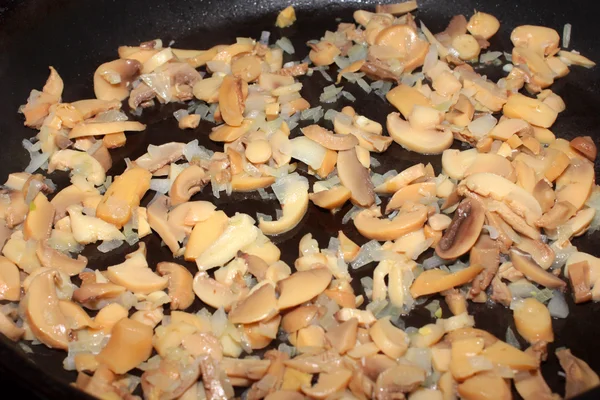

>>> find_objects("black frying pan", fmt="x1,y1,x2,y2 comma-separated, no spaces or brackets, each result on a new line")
1,0,600,398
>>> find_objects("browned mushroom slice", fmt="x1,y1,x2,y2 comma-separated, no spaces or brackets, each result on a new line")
23,192,54,241
568,261,592,304
96,318,153,374
94,59,141,101
469,234,499,297
36,240,87,276
219,75,247,127
375,24,429,73
354,206,428,241
301,125,358,150
96,167,151,228
169,165,208,206
410,264,484,298
570,136,597,161
337,147,375,207
435,198,485,259
510,248,566,289
72,282,126,310
387,112,453,155
156,262,194,310
134,142,185,173
277,268,332,310
556,348,600,399
309,186,352,210
0,257,20,301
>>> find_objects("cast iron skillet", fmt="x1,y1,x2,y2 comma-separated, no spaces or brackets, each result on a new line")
1,0,600,398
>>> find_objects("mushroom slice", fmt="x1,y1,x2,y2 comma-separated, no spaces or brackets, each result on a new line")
385,182,436,213
231,174,276,192
337,147,375,207
156,262,194,310
511,25,559,56
48,149,106,186
568,261,592,304
301,369,353,399
58,300,99,330
68,121,145,139
556,348,600,399
457,372,512,400
0,311,24,341
70,99,121,119
375,163,426,194
72,283,126,309
94,59,142,101
374,364,426,397
67,205,125,244
387,112,453,155
536,201,577,230
169,165,208,206
192,272,245,311
277,268,332,310
369,316,409,359
555,158,595,210
23,192,54,241
510,248,566,289
514,369,557,400
105,252,168,294
210,119,253,142
467,12,500,40
24,269,69,349
259,174,309,235
461,172,543,225
503,93,558,128
36,240,87,276
375,24,429,72
229,283,278,324
386,84,431,118
51,184,101,222
301,125,358,150
325,317,358,355
513,298,554,344
196,213,259,271
147,194,181,253
441,149,478,180
570,136,597,162
435,198,485,259
464,153,516,181
141,358,201,400
532,179,556,213
481,340,538,370
310,186,351,210
219,75,247,127
515,238,555,270
96,318,153,374
0,256,20,301
134,142,186,173
96,167,151,228
410,264,484,298
184,210,229,261
354,206,428,241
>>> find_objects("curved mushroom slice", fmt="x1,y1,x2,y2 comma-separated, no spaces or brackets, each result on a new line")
555,158,595,210
156,262,194,310
67,205,125,244
141,358,201,400
51,184,101,222
147,194,181,254
229,283,278,324
385,182,436,213
442,149,478,180
374,364,426,398
511,25,560,56
337,147,375,207
532,179,555,213
36,240,87,276
464,153,516,182
503,93,558,128
536,201,577,230
49,150,106,186
0,190,28,228
259,174,309,236
375,163,426,194
96,167,151,228
457,372,512,400
300,369,353,399
96,318,153,374
70,99,121,119
210,119,253,142
556,348,600,399
514,369,558,400
410,264,484,298
481,340,538,371
374,24,429,72
0,311,24,342
0,256,20,301
134,142,185,172
309,186,352,210
167,201,216,238
369,316,409,359
277,268,332,310
387,112,453,155
301,125,358,150
169,165,208,206
94,59,142,101
23,192,54,241
230,174,275,192
570,136,597,162
354,206,428,241
435,198,485,259
22,67,63,127
24,269,69,349
105,252,168,294
196,213,259,271
72,282,126,310
513,298,554,344
386,84,431,118
192,272,246,311
58,300,99,330
219,75,247,127
68,121,145,139
515,238,555,270
510,248,566,289
184,210,228,261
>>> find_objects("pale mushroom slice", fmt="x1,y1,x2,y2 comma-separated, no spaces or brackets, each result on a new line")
511,25,560,56
556,348,600,399
134,142,186,172
301,125,358,150
48,149,106,186
385,182,436,213
24,269,69,349
0,311,24,342
464,153,516,181
369,316,409,359
0,256,20,301
337,147,375,207
105,251,168,294
23,192,54,241
374,364,426,398
503,93,558,128
300,369,353,399
325,318,358,355
410,264,484,297
70,98,122,119
68,121,146,139
435,198,485,259
96,167,151,228
50,184,100,222
375,24,430,72
309,186,352,210
94,59,142,101
36,240,87,276
555,158,595,210
441,149,478,180
196,213,259,271
229,283,278,324
277,268,333,310
510,248,566,289
192,272,246,311
387,112,453,155
375,163,426,194
169,165,208,206
147,194,181,254
354,206,428,241
156,262,194,310
513,298,554,344
96,318,153,374
386,84,431,118
258,173,309,235
67,205,125,244
184,210,229,261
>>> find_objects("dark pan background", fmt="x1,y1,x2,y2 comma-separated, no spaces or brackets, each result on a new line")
1,0,600,399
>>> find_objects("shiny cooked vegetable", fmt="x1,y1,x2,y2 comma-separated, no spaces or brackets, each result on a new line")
1,1,600,399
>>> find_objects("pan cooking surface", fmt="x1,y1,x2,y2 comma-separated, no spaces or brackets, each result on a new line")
1,0,600,398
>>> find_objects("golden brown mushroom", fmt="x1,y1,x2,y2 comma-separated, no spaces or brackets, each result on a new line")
93,59,141,101
96,318,153,374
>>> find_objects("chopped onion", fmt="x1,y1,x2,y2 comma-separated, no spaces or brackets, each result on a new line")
141,72,171,102
97,239,124,253
183,139,213,162
425,300,442,318
482,225,499,239
256,212,272,222
275,37,295,54
173,109,189,121
341,91,356,102
301,106,324,122
357,78,372,93
341,72,365,83
548,291,569,318
320,84,343,103
342,205,362,225
563,23,572,49
502,64,514,73
324,109,340,121
318,69,333,82
422,254,448,270
289,136,327,169
24,152,50,174
505,326,521,349
150,178,171,194
423,45,439,73
351,240,383,269
508,280,539,299
333,56,351,69
259,31,271,45
348,44,368,62
468,114,497,137
270,172,309,205
194,102,211,119
479,51,503,64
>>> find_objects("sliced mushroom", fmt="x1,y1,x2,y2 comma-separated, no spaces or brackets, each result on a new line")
210,119,253,142
436,198,485,259
134,142,185,172
156,262,194,310
514,369,557,400
105,252,168,294
259,174,309,235
513,298,554,344
147,194,181,253
192,272,246,311
375,163,426,194
467,12,500,40
464,153,516,182
94,59,141,101
515,238,555,270
555,158,595,210
309,41,341,66
49,149,106,186
441,149,478,180
533,179,556,214
481,340,538,370
72,283,126,310
410,264,484,298
0,311,24,342
510,248,566,289
374,364,426,397
570,136,597,161
457,372,512,400
375,24,429,72
281,305,319,333
219,75,246,127
309,186,352,210
36,240,87,276
302,125,358,150
22,192,54,241
369,316,409,359
96,318,153,374
387,112,453,154
354,206,428,241
336,147,375,207
385,182,436,213
503,93,558,128
141,358,201,400
169,165,208,206
277,268,332,310
229,283,277,324
301,369,353,399
0,257,20,301
556,348,600,399
511,25,560,56
184,210,228,261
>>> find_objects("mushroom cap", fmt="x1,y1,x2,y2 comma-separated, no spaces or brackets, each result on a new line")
336,147,375,207
156,262,194,310
258,174,309,236
435,198,486,259
94,59,142,101
169,165,208,206
354,206,428,241
387,112,453,155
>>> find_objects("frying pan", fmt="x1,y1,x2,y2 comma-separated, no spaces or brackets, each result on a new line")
1,0,599,398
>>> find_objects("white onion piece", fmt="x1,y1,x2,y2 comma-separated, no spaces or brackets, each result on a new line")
479,51,503,64
468,114,497,137
150,178,171,194
289,136,327,169
275,37,295,54
351,240,383,269
482,225,499,239
563,23,572,49
548,291,569,318
97,239,124,253
25,152,50,174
